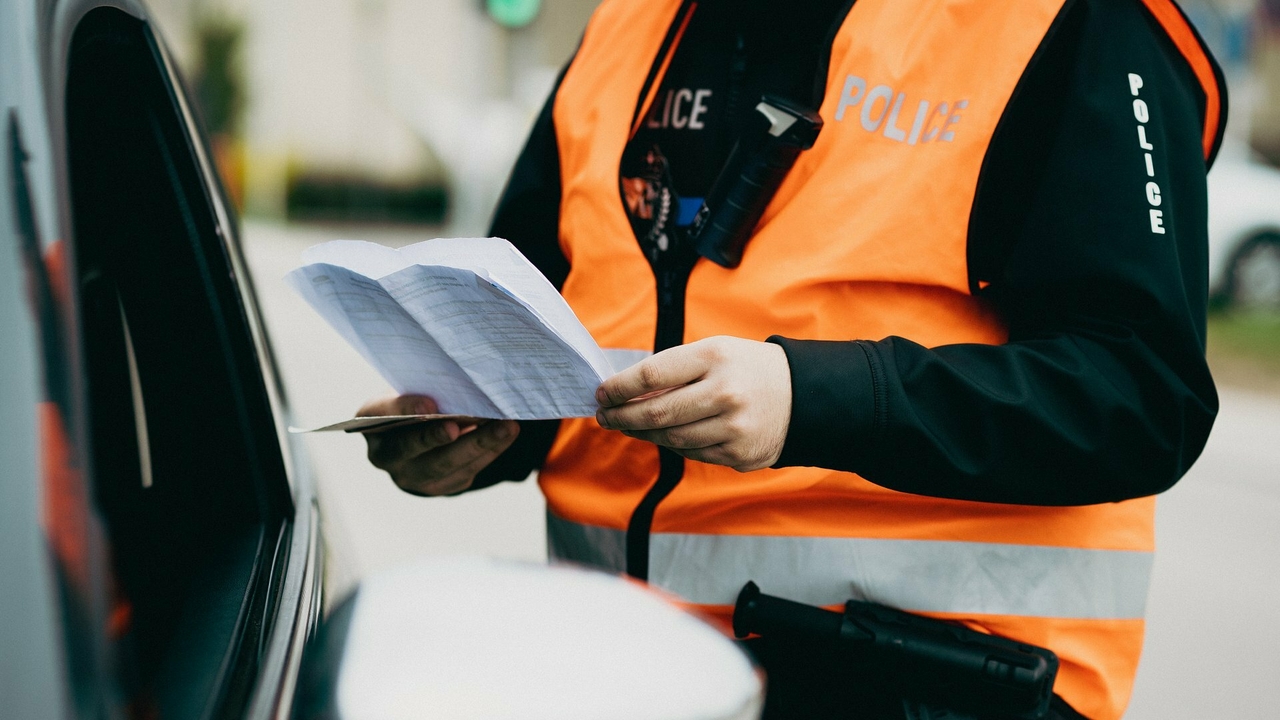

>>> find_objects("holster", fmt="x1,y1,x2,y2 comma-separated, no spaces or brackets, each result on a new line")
733,582,1059,719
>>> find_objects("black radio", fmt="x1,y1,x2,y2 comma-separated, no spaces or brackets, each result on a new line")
688,95,823,268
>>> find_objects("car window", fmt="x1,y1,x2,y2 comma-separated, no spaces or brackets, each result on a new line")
65,8,291,719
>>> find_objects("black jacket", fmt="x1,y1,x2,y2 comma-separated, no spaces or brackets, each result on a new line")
478,0,1225,507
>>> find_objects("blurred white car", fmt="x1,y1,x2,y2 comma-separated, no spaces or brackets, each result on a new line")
1208,141,1280,309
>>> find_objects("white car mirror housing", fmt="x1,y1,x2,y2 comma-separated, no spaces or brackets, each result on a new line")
293,557,764,720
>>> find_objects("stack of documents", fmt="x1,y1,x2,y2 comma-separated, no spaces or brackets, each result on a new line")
287,238,647,423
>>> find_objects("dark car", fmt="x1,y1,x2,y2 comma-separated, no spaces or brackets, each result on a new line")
1,2,323,718
0,4,771,720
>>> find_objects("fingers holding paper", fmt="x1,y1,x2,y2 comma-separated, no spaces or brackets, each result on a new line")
359,395,520,496
595,336,793,473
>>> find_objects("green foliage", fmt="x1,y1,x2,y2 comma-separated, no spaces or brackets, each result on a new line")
193,16,244,136
486,0,541,29
1208,311,1280,371
286,173,448,225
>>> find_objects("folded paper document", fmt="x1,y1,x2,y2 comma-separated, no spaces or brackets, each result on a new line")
291,414,486,434
286,238,649,424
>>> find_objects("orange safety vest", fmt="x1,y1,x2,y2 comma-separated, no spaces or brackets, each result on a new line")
540,1,1222,718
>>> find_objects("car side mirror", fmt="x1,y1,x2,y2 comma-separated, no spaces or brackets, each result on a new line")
292,557,763,720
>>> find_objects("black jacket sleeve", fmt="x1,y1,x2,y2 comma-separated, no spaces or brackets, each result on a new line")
771,0,1222,506
471,60,574,490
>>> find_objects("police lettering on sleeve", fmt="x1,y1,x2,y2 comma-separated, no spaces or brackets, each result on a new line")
796,0,1223,506
1130,72,1169,234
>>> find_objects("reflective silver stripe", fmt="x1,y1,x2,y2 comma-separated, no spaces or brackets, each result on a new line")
547,509,628,573
545,512,1152,619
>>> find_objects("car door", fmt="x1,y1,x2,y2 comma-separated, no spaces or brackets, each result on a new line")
2,2,321,718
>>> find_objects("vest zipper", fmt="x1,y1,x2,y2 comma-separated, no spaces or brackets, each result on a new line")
625,20,751,582
626,240,698,581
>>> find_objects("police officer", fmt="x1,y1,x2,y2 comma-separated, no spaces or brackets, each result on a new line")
358,0,1226,717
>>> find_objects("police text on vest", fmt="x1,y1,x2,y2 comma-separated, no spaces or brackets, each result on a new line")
833,74,967,145
645,88,712,130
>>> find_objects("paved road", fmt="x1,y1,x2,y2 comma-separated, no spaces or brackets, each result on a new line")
1127,389,1280,719
242,221,1280,719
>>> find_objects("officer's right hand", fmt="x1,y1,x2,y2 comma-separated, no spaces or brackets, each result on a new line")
358,395,520,496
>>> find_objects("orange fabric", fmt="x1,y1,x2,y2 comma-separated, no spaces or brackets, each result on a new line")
107,596,134,640
547,1,1155,718
38,242,91,591
42,240,71,308
39,402,90,593
1138,0,1222,158
658,474,1156,551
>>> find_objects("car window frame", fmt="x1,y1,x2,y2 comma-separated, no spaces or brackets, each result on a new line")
46,3,323,717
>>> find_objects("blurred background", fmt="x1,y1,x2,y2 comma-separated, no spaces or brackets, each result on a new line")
144,0,1280,717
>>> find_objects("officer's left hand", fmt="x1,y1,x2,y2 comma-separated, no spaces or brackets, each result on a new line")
595,336,792,472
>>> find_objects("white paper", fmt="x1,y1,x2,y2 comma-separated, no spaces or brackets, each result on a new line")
286,263,502,417
287,238,628,420
288,414,483,434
